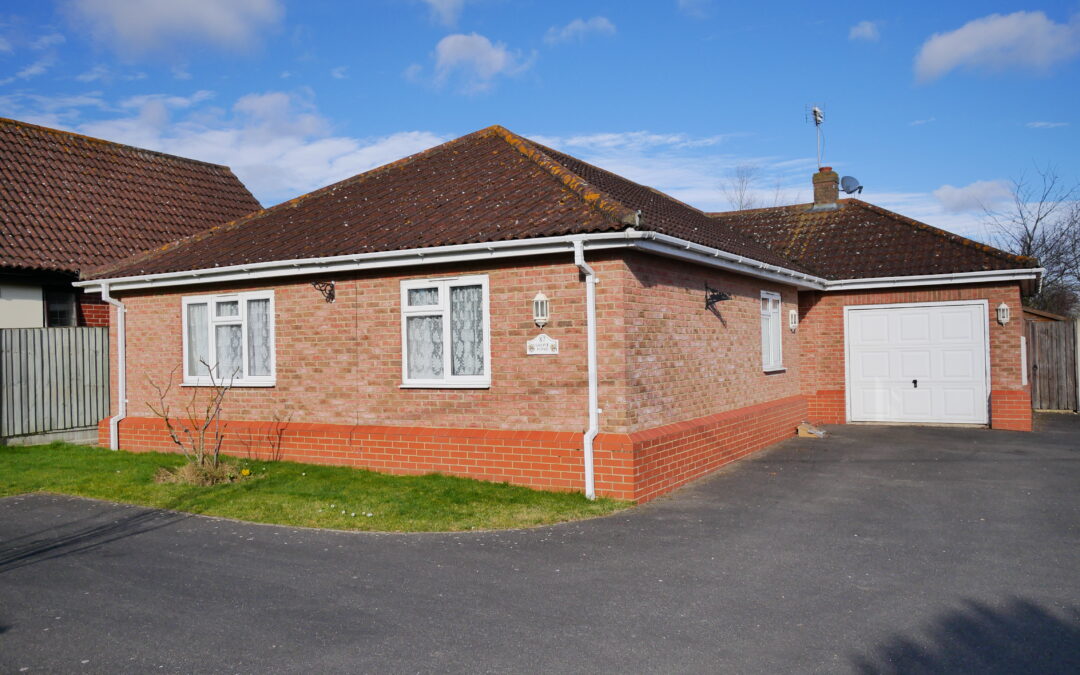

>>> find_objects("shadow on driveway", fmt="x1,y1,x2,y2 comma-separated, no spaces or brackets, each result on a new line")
0,498,188,574
850,598,1080,674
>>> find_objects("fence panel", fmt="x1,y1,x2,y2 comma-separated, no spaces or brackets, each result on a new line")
0,327,109,438
1026,320,1078,411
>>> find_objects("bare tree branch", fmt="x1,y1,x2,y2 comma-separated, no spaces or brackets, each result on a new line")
984,164,1080,316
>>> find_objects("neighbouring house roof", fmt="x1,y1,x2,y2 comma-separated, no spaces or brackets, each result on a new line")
708,199,1038,280
1022,307,1067,321
0,117,261,276
85,125,809,280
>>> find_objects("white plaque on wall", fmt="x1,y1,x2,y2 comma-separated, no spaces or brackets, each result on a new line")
526,333,559,355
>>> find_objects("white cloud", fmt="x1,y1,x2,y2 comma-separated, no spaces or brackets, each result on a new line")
909,117,936,126
544,17,616,45
677,0,712,19
76,64,110,82
31,33,66,50
330,66,348,79
849,20,880,42
64,0,284,56
933,179,1012,213
420,0,466,27
432,33,533,93
1026,121,1068,129
58,90,446,206
915,11,1080,82
0,37,12,53
0,55,57,85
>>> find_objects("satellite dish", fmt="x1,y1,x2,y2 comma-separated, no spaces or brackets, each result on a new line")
841,176,863,194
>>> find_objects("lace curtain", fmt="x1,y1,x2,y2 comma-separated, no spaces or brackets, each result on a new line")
186,303,209,376
450,285,483,376
247,298,272,376
216,324,243,380
407,315,443,379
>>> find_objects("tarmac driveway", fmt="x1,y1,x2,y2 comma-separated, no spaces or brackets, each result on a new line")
1,415,1078,673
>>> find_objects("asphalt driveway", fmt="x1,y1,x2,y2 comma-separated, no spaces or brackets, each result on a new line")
2,415,1078,674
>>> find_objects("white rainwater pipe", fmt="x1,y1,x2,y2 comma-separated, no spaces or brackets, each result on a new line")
100,285,126,450
573,240,599,500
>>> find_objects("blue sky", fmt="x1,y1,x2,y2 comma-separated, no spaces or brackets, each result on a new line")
1,1,1077,241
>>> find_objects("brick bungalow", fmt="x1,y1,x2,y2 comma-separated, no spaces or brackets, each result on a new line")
0,117,260,328
76,125,1042,502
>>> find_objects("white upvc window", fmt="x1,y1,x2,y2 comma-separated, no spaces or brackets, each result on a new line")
400,275,490,388
182,291,275,387
760,290,784,372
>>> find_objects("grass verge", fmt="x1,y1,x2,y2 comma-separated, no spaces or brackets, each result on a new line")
0,442,629,532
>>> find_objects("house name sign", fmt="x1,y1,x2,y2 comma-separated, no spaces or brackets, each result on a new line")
526,333,559,355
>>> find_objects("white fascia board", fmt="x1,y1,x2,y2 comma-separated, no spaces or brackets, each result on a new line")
629,234,827,289
73,233,635,293
75,226,1034,296
822,267,1044,291
74,229,830,293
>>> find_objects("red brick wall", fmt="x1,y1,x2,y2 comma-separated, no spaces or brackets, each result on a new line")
620,252,802,432
101,393,804,502
798,283,1031,431
101,252,810,501
111,256,615,434
77,292,109,327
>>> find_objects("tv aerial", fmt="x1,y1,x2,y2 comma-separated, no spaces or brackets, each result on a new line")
806,104,825,168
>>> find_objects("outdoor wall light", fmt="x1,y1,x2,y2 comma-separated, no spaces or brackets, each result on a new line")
789,309,799,333
996,302,1010,326
533,292,549,328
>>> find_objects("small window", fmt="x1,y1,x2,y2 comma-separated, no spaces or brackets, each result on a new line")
401,275,490,387
760,290,783,372
45,291,76,327
182,291,275,386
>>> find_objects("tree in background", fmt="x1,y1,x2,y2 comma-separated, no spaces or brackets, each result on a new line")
984,165,1080,317
719,164,787,211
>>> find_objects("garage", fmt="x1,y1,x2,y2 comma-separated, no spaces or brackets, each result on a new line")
845,301,990,425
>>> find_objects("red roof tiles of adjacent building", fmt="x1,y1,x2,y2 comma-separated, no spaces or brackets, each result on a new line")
0,117,261,275
708,199,1037,280
86,125,808,279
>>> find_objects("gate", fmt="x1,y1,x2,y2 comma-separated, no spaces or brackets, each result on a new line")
0,327,110,439
1026,320,1079,411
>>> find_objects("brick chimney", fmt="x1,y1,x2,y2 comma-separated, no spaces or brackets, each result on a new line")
811,166,839,211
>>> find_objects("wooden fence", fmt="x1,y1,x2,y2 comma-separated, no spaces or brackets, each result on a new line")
1026,319,1079,411
0,328,109,439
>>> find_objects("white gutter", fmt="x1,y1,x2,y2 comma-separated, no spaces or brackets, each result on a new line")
100,284,126,450
73,231,829,293
573,240,599,501
74,231,1043,296
821,267,1045,291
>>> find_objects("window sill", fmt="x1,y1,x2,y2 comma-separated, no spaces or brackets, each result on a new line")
399,383,491,389
763,367,787,374
182,381,277,388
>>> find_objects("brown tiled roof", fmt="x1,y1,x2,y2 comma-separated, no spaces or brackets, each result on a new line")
708,199,1037,280
87,125,807,280
0,117,260,275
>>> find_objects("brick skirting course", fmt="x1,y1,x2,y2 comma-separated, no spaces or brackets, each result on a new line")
100,396,807,502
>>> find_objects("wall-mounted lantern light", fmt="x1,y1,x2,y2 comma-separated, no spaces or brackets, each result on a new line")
533,292,549,328
789,309,799,333
996,302,1010,326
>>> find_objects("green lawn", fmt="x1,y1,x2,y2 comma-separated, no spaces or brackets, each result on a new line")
0,443,629,532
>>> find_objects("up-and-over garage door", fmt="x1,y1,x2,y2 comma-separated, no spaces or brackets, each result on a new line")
845,302,990,425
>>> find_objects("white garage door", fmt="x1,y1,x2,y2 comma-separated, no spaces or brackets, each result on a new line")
846,302,989,424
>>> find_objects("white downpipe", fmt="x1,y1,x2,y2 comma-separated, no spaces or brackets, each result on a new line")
573,240,599,500
100,285,126,450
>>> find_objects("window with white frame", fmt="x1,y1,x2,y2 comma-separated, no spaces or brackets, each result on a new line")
760,290,783,371
182,291,275,386
401,275,490,387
